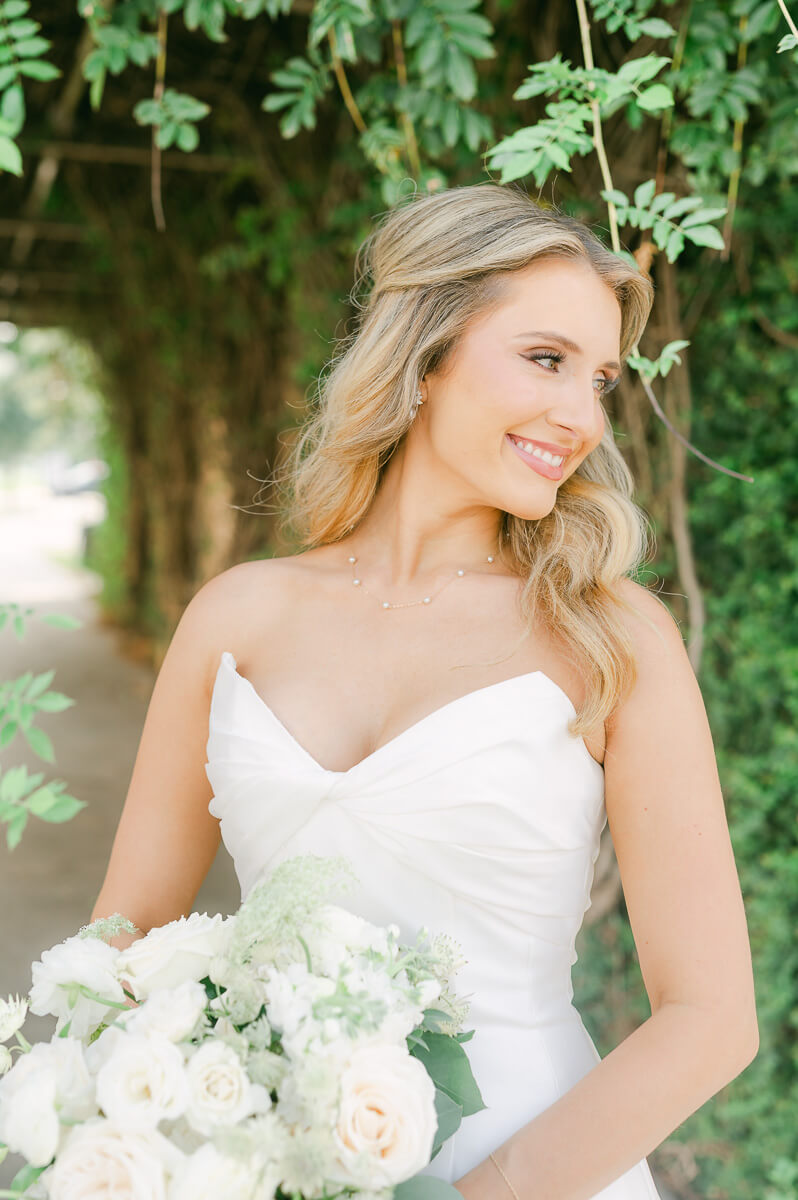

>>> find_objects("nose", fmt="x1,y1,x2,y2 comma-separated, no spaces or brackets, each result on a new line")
547,382,604,445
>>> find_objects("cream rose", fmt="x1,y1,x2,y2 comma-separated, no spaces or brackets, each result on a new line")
116,913,229,1000
183,1040,270,1135
47,1118,184,1200
332,1042,437,1188
94,1031,189,1128
28,935,124,1038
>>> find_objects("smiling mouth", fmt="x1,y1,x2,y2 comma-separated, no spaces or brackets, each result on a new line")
506,434,567,467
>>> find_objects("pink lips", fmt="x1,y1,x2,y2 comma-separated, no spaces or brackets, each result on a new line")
506,433,565,480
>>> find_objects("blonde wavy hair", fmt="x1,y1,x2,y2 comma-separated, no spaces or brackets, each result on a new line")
273,182,662,738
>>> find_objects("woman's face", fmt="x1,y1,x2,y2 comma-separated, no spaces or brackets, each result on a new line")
419,256,623,522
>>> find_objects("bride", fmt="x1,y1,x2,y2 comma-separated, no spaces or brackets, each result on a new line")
91,183,759,1199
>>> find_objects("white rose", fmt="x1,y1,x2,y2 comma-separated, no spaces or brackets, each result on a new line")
116,913,228,1000
168,1141,261,1200
331,1043,437,1188
28,936,124,1039
0,1048,58,1166
47,1118,184,1200
184,1040,270,1135
0,993,28,1041
121,979,208,1042
95,1031,189,1128
0,1037,97,1166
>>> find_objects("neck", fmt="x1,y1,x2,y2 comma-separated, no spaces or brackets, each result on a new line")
346,438,504,587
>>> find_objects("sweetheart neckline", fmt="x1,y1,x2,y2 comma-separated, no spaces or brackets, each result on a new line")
217,650,604,776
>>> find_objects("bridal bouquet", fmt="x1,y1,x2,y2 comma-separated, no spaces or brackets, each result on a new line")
0,854,484,1200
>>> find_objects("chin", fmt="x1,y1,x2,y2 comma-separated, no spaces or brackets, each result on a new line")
499,495,558,522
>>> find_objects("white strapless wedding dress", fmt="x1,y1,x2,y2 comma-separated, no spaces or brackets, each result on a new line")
205,650,662,1197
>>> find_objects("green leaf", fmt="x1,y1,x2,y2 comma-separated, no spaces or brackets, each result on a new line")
409,1031,486,1117
637,18,677,39
663,195,704,220
33,691,73,713
680,206,728,229
9,1162,47,1194
637,83,674,112
24,724,55,763
176,122,199,151
0,134,22,174
2,2,31,17
633,178,656,209
27,669,55,699
430,1086,462,1153
600,187,628,209
665,227,684,262
0,764,29,803
444,45,477,100
616,54,671,86
11,36,50,56
5,808,28,851
683,224,726,250
0,720,19,748
39,613,83,629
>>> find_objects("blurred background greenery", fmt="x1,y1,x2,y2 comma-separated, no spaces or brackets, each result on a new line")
1,1,796,1196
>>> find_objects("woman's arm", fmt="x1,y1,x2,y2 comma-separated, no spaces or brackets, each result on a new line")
90,565,254,952
455,580,759,1200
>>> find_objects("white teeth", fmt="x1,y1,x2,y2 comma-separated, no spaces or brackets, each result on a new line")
510,435,564,467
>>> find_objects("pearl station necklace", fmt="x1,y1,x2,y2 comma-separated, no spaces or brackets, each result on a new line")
347,550,498,610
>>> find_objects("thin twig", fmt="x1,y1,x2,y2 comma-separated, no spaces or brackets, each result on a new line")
327,27,367,134
151,8,167,232
391,19,422,180
721,15,748,261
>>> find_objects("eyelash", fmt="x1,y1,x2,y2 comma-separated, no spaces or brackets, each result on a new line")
525,350,620,396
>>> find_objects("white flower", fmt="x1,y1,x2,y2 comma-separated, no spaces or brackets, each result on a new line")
301,905,392,975
184,1040,271,1135
261,962,335,1055
116,913,229,1001
120,979,208,1042
95,1031,189,1128
0,993,28,1041
0,1038,97,1166
47,1118,184,1200
0,1048,58,1166
0,1045,11,1076
331,1042,437,1188
168,1141,262,1200
276,1053,341,1126
28,935,124,1039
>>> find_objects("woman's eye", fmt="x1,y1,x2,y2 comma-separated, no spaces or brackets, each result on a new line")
525,352,564,370
526,352,619,396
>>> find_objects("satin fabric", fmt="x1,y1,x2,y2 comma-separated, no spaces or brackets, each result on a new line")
205,650,662,1196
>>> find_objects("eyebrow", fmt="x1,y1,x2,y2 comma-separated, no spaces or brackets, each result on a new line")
513,330,621,372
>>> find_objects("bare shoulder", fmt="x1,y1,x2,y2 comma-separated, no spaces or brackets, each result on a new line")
176,555,307,693
613,576,686,651
608,578,692,712
606,576,706,751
